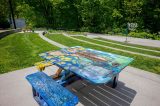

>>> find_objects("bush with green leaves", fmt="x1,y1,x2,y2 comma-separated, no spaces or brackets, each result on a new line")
113,28,121,33
80,27,89,32
129,32,160,40
108,31,114,35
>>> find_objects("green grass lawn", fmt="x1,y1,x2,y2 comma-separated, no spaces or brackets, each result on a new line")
46,34,160,74
66,31,84,35
0,33,59,74
73,36,160,57
48,30,84,35
48,29,64,33
96,38,160,51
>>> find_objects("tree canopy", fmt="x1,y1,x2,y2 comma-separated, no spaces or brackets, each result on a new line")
1,0,160,33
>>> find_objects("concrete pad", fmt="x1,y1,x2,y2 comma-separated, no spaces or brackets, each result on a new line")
0,66,38,106
0,66,160,106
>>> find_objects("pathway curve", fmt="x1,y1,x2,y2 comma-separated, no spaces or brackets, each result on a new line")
36,31,67,48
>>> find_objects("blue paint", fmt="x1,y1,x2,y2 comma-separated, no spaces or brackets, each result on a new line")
26,72,79,106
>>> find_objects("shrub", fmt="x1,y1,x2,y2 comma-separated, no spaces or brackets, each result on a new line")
108,31,114,35
103,27,112,33
129,32,160,40
80,27,89,32
113,28,121,33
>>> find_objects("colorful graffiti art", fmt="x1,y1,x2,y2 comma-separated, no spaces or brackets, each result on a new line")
39,46,133,84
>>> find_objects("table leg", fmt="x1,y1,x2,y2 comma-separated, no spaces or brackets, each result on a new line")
112,74,119,88
53,68,63,79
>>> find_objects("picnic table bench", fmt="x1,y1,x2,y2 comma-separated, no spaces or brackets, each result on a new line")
26,72,79,106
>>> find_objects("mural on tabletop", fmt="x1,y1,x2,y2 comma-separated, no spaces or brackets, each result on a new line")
39,46,133,84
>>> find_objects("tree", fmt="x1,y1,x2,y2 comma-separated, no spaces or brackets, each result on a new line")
0,0,10,28
142,0,160,33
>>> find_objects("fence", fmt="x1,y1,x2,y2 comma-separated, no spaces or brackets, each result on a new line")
0,29,21,39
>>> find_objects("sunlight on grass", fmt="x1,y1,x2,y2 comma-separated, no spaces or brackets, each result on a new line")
0,33,59,74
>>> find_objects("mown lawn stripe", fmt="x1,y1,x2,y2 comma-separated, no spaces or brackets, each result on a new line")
73,36,160,57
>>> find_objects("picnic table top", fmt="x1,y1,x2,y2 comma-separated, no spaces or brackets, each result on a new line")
39,46,133,84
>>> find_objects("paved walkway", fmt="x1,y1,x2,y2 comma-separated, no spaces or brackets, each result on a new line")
0,66,160,106
36,31,67,48
67,36,160,59
87,33,160,48
0,30,9,33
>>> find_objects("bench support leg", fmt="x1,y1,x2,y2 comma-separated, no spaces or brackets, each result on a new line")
32,87,36,97
32,87,48,106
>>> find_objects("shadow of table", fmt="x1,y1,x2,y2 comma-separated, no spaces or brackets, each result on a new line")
66,80,136,106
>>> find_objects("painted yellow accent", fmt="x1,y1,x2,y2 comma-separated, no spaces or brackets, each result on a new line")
35,61,52,71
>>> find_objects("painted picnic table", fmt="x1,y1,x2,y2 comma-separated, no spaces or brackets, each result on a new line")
26,46,133,106
39,46,133,84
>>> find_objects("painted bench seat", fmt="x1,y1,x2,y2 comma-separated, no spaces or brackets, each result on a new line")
26,72,79,106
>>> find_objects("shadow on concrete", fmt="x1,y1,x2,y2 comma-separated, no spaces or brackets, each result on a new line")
66,80,136,106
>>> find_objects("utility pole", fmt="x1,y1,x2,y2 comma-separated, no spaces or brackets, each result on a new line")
125,23,129,42
8,0,16,29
